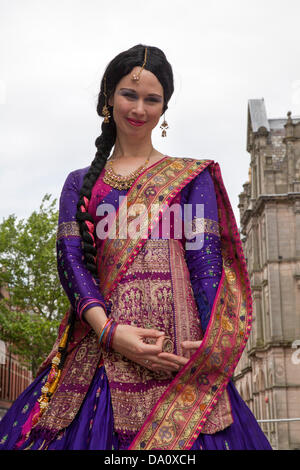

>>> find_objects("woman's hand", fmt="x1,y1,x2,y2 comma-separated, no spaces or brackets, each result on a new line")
182,340,203,356
155,340,203,372
111,324,184,374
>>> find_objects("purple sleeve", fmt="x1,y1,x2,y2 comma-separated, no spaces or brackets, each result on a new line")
56,170,108,324
181,167,223,332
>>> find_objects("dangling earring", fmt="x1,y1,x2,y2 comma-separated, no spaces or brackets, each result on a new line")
160,113,169,137
102,76,111,124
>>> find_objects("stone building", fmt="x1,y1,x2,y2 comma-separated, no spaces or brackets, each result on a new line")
233,98,300,450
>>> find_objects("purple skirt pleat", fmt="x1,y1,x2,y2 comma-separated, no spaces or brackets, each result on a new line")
0,364,272,450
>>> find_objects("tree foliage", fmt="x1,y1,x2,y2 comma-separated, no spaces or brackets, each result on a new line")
0,194,69,375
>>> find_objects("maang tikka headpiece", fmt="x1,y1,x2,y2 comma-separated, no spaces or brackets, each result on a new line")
131,46,148,82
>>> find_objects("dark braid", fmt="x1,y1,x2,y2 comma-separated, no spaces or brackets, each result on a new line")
57,123,116,363
76,119,116,276
76,43,174,278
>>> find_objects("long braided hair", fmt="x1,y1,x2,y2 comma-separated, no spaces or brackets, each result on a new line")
76,43,174,278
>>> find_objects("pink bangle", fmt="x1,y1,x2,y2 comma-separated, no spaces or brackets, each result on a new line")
105,321,118,352
109,322,118,350
98,318,118,352
98,318,113,345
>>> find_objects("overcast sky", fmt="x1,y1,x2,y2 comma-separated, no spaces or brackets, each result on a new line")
1,0,300,227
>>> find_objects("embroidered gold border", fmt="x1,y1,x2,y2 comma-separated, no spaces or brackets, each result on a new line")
185,217,221,239
168,239,232,434
56,221,81,240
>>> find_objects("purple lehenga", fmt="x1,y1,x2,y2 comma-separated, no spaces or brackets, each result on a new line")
0,156,272,450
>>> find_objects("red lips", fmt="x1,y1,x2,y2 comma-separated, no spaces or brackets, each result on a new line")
126,118,146,126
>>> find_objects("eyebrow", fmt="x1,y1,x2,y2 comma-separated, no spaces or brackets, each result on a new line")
119,88,163,98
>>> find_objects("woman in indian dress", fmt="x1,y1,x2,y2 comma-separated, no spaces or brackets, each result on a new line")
0,44,272,451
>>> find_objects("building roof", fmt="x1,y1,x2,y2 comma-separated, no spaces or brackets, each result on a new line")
246,98,300,151
268,117,300,129
248,98,270,133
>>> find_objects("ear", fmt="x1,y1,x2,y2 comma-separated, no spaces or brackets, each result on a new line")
108,94,114,107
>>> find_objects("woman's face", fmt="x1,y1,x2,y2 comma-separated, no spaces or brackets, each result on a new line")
108,66,164,137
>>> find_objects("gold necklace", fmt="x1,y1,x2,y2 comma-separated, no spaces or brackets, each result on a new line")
103,150,153,190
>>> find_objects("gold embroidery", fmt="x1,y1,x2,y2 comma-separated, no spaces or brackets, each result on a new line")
56,221,81,240
168,239,203,358
199,390,233,434
185,217,221,239
34,330,101,433
168,238,232,434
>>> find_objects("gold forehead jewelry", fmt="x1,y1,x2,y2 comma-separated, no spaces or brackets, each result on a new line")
131,47,148,82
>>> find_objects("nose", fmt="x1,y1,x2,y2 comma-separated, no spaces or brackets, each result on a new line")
132,98,146,117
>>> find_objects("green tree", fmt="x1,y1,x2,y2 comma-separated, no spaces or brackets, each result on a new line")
0,194,70,376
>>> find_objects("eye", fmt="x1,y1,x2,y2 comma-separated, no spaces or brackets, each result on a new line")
147,97,160,103
122,92,136,100
122,92,160,103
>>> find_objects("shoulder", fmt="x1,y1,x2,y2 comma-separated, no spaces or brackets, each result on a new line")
67,165,91,180
168,156,217,181
62,165,91,191
168,156,218,173
167,156,216,164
